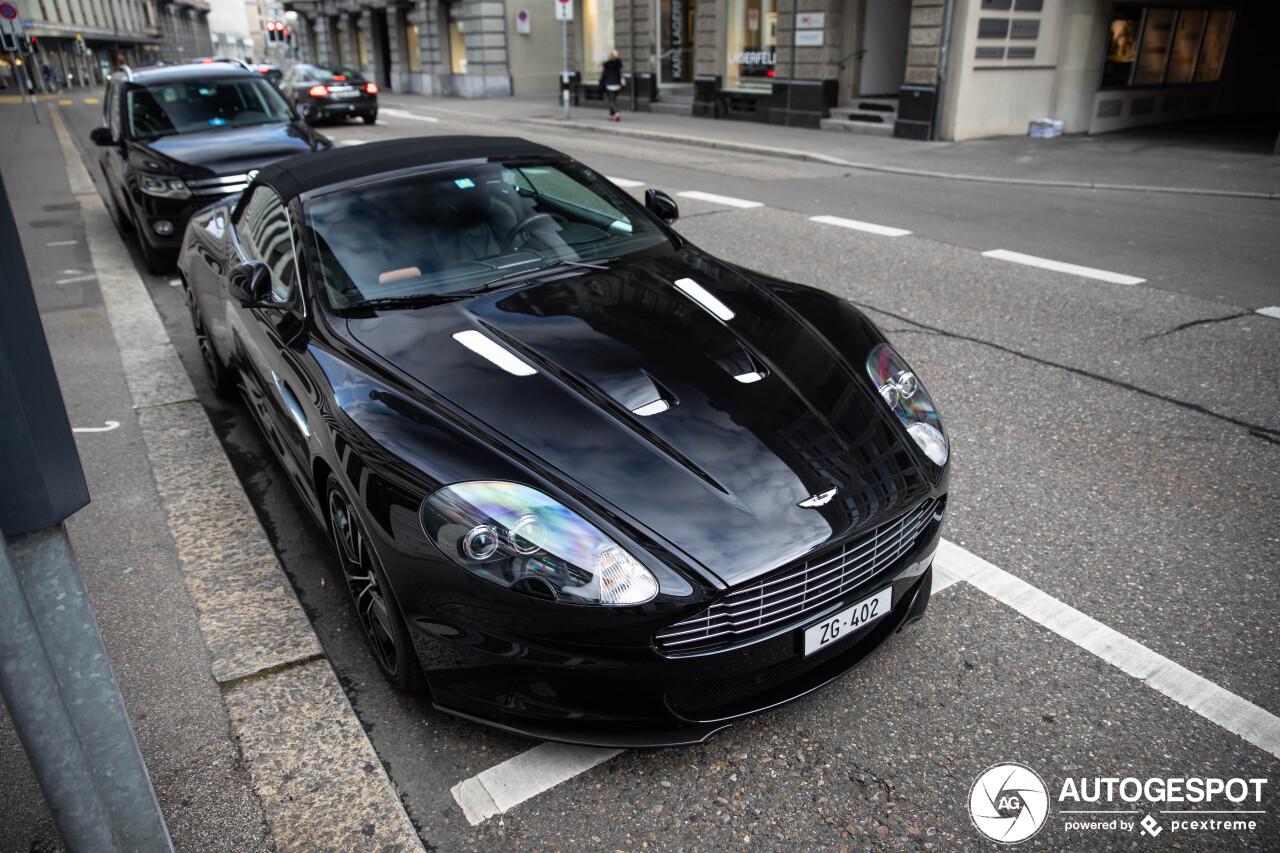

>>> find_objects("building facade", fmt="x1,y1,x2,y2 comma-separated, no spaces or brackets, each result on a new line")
4,0,213,90
282,0,1279,140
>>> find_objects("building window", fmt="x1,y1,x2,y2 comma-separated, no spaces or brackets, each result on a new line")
725,0,774,91
582,0,615,77
357,26,368,68
1103,5,1234,89
448,4,467,75
659,0,694,84
406,22,422,72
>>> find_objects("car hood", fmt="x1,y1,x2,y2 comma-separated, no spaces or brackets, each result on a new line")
141,122,325,176
344,252,936,587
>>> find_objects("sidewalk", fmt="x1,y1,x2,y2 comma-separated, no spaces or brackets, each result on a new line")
379,91,1280,199
1,101,424,853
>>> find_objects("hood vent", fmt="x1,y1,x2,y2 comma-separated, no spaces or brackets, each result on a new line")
710,340,769,384
596,368,679,418
674,278,735,322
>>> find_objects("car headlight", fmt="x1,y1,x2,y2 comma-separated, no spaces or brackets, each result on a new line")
420,481,659,606
866,343,948,466
138,173,192,199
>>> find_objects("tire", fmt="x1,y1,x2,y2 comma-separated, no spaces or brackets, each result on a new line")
136,227,172,275
326,475,427,694
182,281,233,398
298,102,319,125
362,111,377,125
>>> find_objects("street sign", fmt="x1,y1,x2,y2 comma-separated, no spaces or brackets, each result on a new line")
554,0,572,22
0,10,22,52
516,9,530,34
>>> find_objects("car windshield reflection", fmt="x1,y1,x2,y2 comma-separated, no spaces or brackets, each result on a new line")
125,78,295,139
305,162,674,310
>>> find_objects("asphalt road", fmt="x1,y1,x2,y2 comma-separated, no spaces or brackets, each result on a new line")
56,98,1280,852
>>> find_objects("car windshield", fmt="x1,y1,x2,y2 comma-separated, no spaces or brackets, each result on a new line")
125,77,294,139
304,161,675,310
311,66,366,84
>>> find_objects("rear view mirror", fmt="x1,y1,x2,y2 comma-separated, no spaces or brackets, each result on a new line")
89,127,115,146
227,260,274,306
645,189,679,224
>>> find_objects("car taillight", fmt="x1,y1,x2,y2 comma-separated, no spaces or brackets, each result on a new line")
366,83,379,94
308,85,328,96
333,75,346,81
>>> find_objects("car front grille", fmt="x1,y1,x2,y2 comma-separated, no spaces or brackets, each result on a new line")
655,496,943,656
188,174,253,197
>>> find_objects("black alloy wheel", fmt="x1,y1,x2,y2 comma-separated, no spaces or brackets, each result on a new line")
182,281,233,397
133,217,171,274
326,475,426,693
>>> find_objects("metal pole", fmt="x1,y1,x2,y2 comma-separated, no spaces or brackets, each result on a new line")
21,38,40,122
628,0,636,111
561,18,570,119
0,529,175,853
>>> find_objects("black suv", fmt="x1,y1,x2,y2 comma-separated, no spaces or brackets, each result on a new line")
91,63,330,272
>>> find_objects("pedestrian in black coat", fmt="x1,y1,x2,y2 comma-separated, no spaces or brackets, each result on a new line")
600,50,623,121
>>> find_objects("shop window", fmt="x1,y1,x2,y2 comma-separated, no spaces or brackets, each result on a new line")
448,6,467,75
1133,8,1175,85
583,0,616,78
1194,10,1233,83
357,27,369,69
1165,10,1205,85
725,0,774,91
1103,6,1234,89
660,0,695,84
406,23,422,73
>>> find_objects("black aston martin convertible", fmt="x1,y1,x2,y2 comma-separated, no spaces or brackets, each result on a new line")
177,136,949,747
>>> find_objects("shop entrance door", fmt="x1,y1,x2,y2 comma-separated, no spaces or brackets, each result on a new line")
859,0,908,96
659,0,696,85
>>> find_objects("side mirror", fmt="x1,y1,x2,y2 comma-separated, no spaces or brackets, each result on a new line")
645,189,679,224
89,126,115,146
226,260,274,307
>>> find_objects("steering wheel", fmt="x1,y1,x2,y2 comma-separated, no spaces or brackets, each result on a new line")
506,212,563,250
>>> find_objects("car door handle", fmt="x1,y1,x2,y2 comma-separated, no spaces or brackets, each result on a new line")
271,371,311,438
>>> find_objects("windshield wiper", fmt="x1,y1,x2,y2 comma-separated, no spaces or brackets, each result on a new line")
470,258,619,293
342,292,467,311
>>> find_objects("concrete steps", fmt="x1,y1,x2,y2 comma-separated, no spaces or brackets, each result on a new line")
649,88,695,116
820,97,898,136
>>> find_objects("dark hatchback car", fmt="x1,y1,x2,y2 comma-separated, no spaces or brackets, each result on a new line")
278,63,378,125
177,137,949,747
91,63,330,272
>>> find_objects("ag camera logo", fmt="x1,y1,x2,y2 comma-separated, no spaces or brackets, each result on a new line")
969,763,1050,844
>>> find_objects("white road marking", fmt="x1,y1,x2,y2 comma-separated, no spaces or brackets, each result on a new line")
451,539,1280,824
982,249,1146,285
336,139,367,146
451,743,621,825
810,214,911,237
168,278,182,287
934,539,1280,759
607,177,645,188
1256,306,1280,320
676,190,763,209
72,420,120,433
380,108,441,123
54,273,97,285
46,239,78,246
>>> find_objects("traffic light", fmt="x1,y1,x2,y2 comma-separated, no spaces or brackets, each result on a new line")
266,21,278,42
284,29,291,45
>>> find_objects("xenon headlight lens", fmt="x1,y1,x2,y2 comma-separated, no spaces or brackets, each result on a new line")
420,481,659,606
139,173,193,199
866,343,948,466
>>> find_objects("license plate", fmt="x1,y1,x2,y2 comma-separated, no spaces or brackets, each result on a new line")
802,587,892,656
330,88,358,99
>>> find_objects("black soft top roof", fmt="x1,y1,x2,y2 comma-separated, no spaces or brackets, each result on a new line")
255,136,562,203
